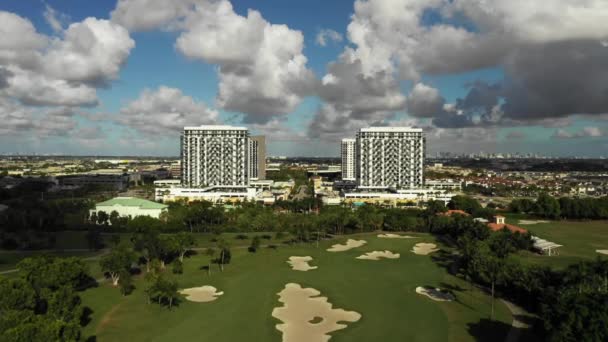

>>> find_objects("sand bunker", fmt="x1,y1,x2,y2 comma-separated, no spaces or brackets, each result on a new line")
327,239,367,252
411,243,439,255
272,283,361,342
377,233,417,239
356,250,400,260
288,256,318,271
518,220,550,225
179,286,224,302
597,250,608,255
416,286,455,302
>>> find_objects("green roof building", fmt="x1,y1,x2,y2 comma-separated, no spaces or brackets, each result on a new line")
91,197,168,221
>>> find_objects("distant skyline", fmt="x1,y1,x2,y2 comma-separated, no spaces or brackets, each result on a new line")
1,0,608,157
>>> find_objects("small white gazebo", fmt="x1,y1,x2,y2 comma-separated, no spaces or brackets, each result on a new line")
532,236,562,256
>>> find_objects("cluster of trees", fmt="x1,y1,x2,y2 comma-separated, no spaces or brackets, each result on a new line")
0,257,93,340
441,212,608,340
510,193,608,219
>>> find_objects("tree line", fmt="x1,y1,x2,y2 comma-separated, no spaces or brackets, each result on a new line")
510,193,608,220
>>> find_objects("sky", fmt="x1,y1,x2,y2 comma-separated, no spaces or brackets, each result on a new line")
1,0,608,157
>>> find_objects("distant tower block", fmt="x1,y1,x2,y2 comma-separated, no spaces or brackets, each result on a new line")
341,138,356,181
249,135,266,180
181,125,250,187
356,127,425,190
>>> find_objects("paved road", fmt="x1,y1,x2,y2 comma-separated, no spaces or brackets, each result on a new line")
502,299,531,342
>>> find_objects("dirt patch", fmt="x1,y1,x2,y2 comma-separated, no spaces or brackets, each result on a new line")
518,220,550,225
272,283,361,342
356,250,400,260
179,286,224,302
411,243,439,255
416,286,455,302
378,233,417,239
597,250,608,255
327,239,367,252
288,256,318,271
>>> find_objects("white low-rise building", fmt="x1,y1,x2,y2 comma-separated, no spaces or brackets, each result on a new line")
90,197,168,220
156,186,257,203
343,188,455,206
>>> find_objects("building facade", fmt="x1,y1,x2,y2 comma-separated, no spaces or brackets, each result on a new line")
248,135,266,180
341,138,356,181
181,125,249,187
356,127,425,190
90,197,168,221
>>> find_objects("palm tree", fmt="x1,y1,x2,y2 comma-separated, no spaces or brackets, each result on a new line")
205,247,215,275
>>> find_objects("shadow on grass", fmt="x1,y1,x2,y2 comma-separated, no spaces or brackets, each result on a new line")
431,249,460,275
467,319,512,342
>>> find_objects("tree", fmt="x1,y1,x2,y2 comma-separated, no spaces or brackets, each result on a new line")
473,244,507,321
119,270,134,296
172,259,183,274
89,211,98,225
97,211,109,225
144,275,179,309
535,193,561,219
18,256,91,292
100,245,136,286
47,285,82,323
204,248,215,275
173,232,196,262
248,236,261,253
217,239,231,272
109,210,120,227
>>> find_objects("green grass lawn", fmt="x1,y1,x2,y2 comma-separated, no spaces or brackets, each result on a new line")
513,219,608,269
80,233,513,342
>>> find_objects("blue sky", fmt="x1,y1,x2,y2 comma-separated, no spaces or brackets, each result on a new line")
0,0,607,157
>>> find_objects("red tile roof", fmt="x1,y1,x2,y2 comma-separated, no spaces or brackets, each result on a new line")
438,210,470,216
487,223,527,234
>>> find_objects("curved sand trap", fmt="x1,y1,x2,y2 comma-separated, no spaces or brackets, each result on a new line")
272,283,361,342
356,250,400,260
327,239,367,252
518,220,550,225
179,286,224,302
411,243,439,255
378,233,417,239
416,286,455,302
597,250,608,255
288,256,318,271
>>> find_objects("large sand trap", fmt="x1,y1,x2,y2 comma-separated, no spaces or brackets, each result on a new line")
411,243,439,255
378,233,417,239
356,250,400,260
327,239,367,252
416,286,455,302
179,286,224,302
597,250,608,255
272,283,361,342
288,256,318,271
518,220,550,225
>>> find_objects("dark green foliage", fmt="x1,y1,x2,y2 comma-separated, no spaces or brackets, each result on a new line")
535,193,561,219
248,236,261,253
541,291,608,342
144,274,179,309
18,256,91,292
119,270,134,296
0,256,91,340
172,259,183,274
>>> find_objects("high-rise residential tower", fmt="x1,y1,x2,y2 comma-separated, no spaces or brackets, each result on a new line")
248,135,266,180
356,127,425,189
341,138,356,181
181,125,249,187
